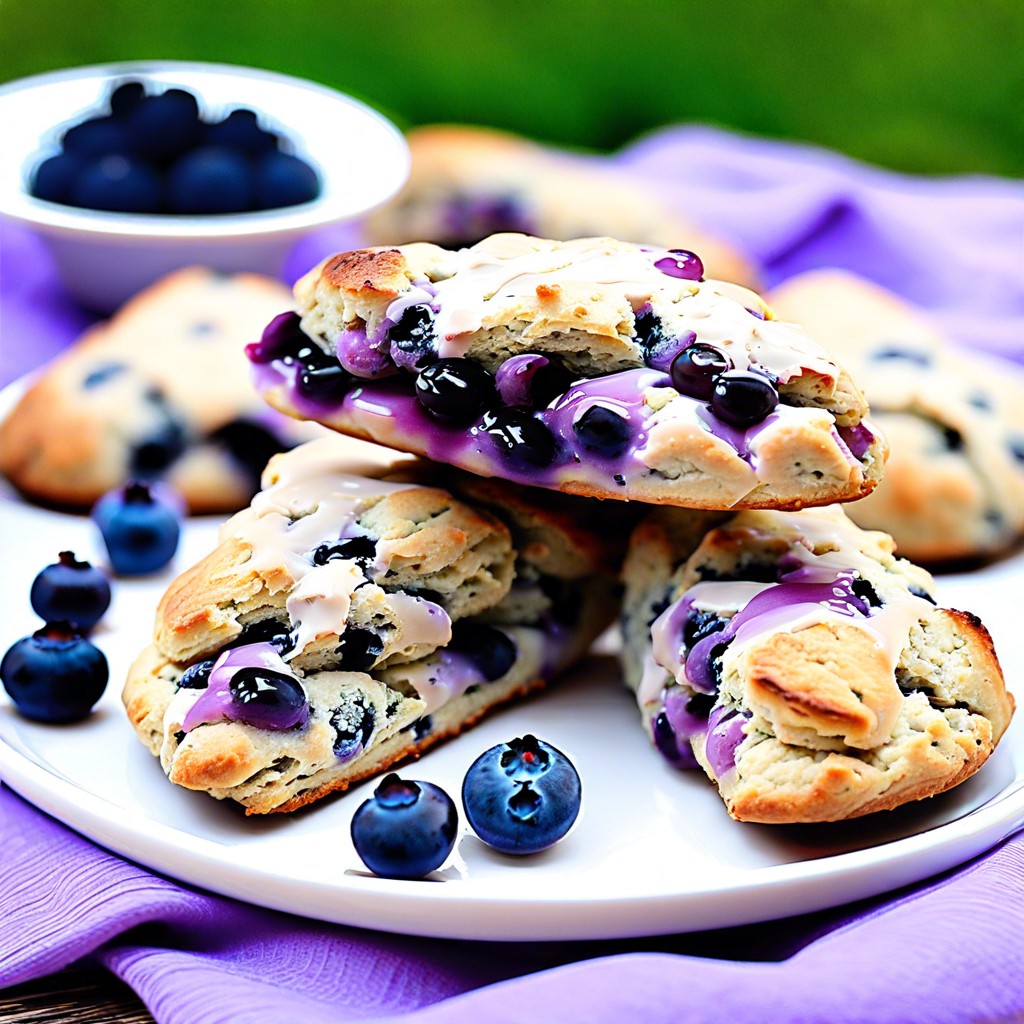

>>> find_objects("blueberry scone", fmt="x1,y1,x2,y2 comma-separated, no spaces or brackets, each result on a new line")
0,267,321,514
364,124,758,287
248,234,887,511
770,270,1024,562
123,436,620,814
621,505,1014,822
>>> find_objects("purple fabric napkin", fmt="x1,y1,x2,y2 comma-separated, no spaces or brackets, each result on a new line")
2,125,1024,1023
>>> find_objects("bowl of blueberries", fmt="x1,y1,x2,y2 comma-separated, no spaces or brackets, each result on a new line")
0,61,410,311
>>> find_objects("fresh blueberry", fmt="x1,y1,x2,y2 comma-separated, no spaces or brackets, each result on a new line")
415,359,496,424
108,81,146,119
92,481,181,575
573,404,631,458
298,363,352,404
31,152,85,204
29,551,111,631
62,115,129,157
228,666,309,730
177,659,215,689
330,694,376,760
350,774,458,879
388,306,436,371
126,89,203,162
479,408,557,469
670,343,732,401
207,419,288,486
246,311,304,363
334,628,385,671
70,155,163,213
1,623,108,724
204,109,278,155
462,734,581,854
709,370,779,428
167,146,255,214
654,249,704,281
254,151,321,209
449,621,517,681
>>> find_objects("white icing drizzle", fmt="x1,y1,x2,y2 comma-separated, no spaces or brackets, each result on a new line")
428,235,837,384
285,559,366,655
387,592,453,657
216,437,426,652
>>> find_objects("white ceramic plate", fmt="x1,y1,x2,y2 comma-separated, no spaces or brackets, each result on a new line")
0,388,1021,941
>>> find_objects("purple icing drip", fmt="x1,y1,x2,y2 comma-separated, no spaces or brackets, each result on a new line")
662,687,705,768
181,643,309,733
695,406,782,463
704,705,749,778
653,249,704,281
837,422,874,461
246,311,302,364
495,354,551,406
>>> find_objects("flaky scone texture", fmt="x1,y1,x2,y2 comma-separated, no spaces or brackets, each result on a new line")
364,124,759,287
770,270,1024,563
622,506,1014,823
123,437,620,813
250,234,886,512
0,267,320,513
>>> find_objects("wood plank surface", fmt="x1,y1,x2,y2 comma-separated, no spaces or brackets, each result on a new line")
0,969,153,1024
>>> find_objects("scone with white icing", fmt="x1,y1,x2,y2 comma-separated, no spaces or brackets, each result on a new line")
247,234,887,511
0,268,321,514
621,505,1014,822
770,269,1024,563
364,124,758,287
123,436,621,814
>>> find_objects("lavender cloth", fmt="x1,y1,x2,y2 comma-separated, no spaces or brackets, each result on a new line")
2,125,1024,1023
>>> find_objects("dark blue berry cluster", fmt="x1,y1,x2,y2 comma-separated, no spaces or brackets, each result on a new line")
31,80,320,214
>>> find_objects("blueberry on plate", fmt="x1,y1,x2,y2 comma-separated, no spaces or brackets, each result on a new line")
254,151,321,209
350,774,458,879
1,623,108,723
30,551,111,631
167,146,255,214
462,734,581,854
92,480,182,575
415,359,496,424
70,155,163,213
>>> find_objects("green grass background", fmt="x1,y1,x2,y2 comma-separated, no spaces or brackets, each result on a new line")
2,0,1022,177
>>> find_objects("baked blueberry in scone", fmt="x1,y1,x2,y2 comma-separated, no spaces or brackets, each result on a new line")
123,436,621,814
621,505,1014,822
770,269,1024,563
247,234,887,511
364,124,759,288
0,268,321,514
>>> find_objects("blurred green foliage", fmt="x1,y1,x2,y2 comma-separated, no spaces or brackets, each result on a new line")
2,0,1022,176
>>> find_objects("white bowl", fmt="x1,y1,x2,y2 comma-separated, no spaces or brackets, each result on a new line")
0,61,410,311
